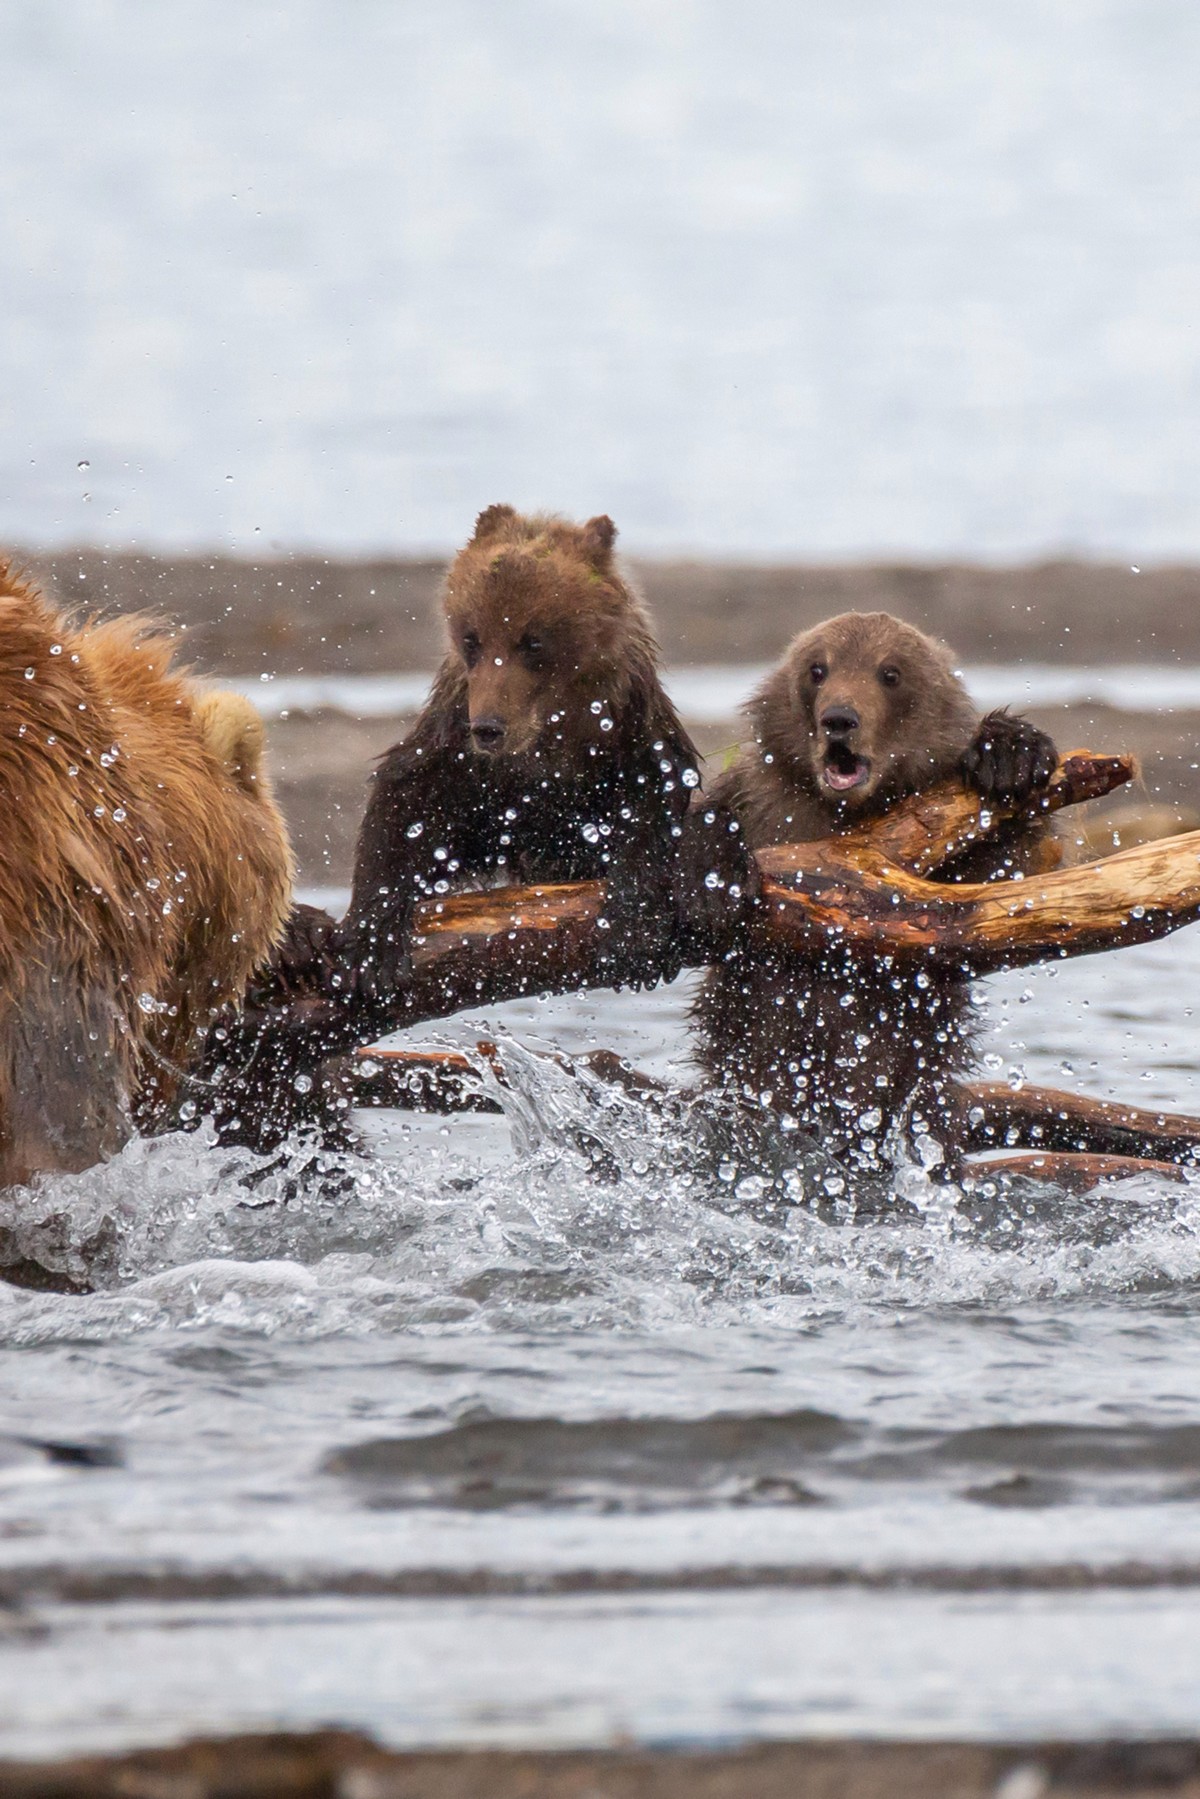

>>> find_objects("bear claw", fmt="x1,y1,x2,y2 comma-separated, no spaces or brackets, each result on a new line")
962,710,1058,804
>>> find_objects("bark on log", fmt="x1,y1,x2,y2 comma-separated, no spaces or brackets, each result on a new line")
964,1151,1188,1192
201,747,1197,1148
960,1081,1200,1165
226,751,1138,1069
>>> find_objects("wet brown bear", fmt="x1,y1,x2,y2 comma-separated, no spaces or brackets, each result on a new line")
333,504,747,999
693,611,1058,1176
0,561,293,1188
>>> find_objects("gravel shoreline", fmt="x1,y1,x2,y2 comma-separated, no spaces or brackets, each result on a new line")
3,1730,1200,1797
14,550,1200,672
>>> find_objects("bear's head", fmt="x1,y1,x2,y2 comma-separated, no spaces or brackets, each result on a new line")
755,611,977,812
442,505,648,758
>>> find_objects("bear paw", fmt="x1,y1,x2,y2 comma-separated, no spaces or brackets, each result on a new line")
962,710,1058,804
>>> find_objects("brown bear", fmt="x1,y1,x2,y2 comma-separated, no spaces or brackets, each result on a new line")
693,610,1058,1178
327,504,750,1003
0,560,293,1188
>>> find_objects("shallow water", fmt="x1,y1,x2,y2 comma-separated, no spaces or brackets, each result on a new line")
0,924,1199,1754
239,663,1200,723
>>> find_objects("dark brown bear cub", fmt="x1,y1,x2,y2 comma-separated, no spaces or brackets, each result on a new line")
336,504,745,998
694,611,1058,1177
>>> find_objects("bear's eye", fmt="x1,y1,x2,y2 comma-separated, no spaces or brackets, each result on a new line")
461,630,481,668
809,662,827,686
879,665,901,688
516,631,546,667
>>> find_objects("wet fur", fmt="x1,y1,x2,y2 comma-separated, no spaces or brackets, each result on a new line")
694,612,1058,1173
0,562,293,1186
335,506,735,994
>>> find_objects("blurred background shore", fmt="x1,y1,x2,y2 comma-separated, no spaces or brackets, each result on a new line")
18,548,1199,884
6,1728,1200,1799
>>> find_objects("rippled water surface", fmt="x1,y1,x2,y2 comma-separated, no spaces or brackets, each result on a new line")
1,926,1200,1754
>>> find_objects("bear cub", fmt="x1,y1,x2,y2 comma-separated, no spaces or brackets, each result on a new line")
694,610,1058,1175
335,504,748,999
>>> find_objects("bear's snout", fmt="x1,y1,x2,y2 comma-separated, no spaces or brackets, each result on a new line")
819,703,860,739
470,714,507,753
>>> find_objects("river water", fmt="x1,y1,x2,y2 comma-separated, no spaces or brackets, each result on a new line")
0,918,1199,1756
4,0,1200,558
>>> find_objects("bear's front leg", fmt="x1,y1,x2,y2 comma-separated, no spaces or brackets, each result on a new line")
962,709,1057,804
595,847,685,991
673,799,760,964
245,902,339,1010
334,900,417,1007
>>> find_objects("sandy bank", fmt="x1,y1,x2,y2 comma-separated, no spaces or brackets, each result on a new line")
2,1730,1199,1797
15,550,1200,672
11,550,1200,882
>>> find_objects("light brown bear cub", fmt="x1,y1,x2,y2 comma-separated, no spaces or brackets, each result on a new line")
0,561,292,1188
694,611,1058,1176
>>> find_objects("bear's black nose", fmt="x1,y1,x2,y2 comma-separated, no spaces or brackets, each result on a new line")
470,716,507,750
820,705,859,738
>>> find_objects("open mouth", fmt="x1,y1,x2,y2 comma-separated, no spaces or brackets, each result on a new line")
822,743,871,793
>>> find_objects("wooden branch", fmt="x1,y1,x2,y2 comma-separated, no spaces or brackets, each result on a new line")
822,750,1132,879
351,1045,499,1114
756,824,1200,974
960,1081,1200,1164
197,748,1163,1146
964,1151,1188,1192
234,751,1136,1065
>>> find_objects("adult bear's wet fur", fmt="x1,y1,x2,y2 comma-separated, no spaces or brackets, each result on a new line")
693,610,1060,1177
334,504,751,999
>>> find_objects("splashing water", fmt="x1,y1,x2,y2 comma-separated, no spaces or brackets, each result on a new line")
0,944,1200,1754
1,971,1199,1344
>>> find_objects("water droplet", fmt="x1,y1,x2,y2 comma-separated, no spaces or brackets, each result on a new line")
405,822,424,839
23,668,34,681
915,1134,944,1170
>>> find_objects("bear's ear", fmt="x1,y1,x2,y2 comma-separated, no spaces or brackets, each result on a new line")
471,503,518,544
196,691,267,795
580,514,617,571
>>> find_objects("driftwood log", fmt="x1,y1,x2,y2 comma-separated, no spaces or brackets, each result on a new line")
198,748,1200,1173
